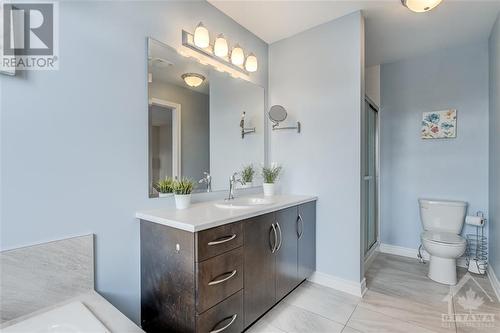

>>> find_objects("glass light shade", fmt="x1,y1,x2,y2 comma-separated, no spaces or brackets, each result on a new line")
231,45,245,66
401,0,443,12
193,22,210,48
181,73,205,87
245,53,258,72
214,34,229,57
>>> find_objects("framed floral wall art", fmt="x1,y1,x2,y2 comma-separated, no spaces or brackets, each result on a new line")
421,110,457,139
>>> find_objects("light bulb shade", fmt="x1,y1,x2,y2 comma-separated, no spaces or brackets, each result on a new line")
214,34,229,57
231,45,245,66
245,53,258,72
194,22,210,48
181,73,205,87
401,0,443,12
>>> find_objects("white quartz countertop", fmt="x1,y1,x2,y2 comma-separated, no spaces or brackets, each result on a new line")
0,291,144,332
136,194,317,232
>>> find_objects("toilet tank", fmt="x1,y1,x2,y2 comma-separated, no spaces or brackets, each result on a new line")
419,199,467,233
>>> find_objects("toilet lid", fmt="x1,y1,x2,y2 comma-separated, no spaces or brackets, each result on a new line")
421,231,466,245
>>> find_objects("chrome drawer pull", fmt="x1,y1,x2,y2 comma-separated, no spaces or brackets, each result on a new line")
270,224,277,253
207,234,237,246
208,270,237,286
275,222,283,252
297,214,304,239
210,314,238,333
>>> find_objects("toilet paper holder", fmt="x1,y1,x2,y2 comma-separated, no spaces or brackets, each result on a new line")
465,211,488,275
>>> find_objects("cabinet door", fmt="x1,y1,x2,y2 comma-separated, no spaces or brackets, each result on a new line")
243,213,276,327
298,201,316,281
275,206,300,300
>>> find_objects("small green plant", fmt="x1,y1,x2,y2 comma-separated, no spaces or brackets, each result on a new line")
241,164,255,184
262,164,282,184
155,177,174,194
173,178,195,195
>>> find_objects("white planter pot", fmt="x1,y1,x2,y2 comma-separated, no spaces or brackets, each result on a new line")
263,183,275,196
175,194,192,209
158,192,172,198
240,182,252,189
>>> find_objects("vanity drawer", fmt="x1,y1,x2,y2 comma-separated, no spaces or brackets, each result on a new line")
196,222,243,261
196,247,243,313
196,290,243,333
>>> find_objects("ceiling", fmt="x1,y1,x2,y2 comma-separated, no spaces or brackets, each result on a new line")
208,0,500,66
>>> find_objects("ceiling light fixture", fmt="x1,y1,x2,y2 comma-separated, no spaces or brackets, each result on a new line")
181,73,205,87
214,34,229,57
401,0,443,13
193,22,210,48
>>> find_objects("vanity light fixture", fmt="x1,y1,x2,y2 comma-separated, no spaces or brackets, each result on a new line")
231,44,245,66
401,0,443,12
214,34,229,57
181,73,205,87
182,24,258,77
193,22,210,48
245,53,258,72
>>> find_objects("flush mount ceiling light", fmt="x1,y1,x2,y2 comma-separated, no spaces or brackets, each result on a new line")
193,22,210,48
245,53,258,72
231,44,245,66
214,34,229,57
401,0,443,12
181,73,205,87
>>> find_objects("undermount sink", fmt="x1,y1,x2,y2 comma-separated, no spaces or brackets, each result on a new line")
214,197,274,209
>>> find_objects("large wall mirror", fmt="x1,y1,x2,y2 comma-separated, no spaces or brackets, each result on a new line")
148,38,265,197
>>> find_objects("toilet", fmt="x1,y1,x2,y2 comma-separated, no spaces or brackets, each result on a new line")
419,199,467,285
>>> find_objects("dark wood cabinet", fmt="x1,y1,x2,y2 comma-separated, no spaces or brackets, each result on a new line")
298,201,316,281
140,200,316,333
243,213,276,327
275,206,300,300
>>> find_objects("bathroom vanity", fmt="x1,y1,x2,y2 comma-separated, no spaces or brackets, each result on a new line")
137,195,316,333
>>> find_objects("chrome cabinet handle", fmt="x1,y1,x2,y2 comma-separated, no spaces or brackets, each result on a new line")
210,314,238,333
297,214,304,239
208,270,237,286
270,224,277,253
207,234,236,246
275,222,283,252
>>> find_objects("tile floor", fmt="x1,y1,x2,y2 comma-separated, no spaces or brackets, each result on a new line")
246,253,500,333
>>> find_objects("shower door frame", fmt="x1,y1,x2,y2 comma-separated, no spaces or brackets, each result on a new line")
364,96,380,257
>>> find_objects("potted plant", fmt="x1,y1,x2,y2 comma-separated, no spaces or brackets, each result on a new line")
261,163,282,196
240,164,255,188
155,177,174,198
173,178,195,209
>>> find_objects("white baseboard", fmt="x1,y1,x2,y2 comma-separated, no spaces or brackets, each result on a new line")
488,265,500,302
379,243,467,268
308,271,366,298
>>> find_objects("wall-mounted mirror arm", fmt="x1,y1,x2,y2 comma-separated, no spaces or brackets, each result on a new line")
268,105,301,133
240,112,256,139
272,121,301,133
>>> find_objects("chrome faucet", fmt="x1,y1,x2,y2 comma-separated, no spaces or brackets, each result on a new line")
226,172,240,200
198,172,212,193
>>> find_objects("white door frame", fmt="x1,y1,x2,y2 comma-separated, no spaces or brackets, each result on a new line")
149,97,182,179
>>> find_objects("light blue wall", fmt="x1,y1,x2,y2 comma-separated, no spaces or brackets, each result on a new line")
380,42,489,249
0,1,267,324
269,12,364,282
489,15,500,278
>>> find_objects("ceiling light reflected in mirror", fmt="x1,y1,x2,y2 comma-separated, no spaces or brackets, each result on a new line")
181,73,206,87
401,0,443,13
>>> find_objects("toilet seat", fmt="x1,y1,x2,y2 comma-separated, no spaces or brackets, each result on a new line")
421,231,466,247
